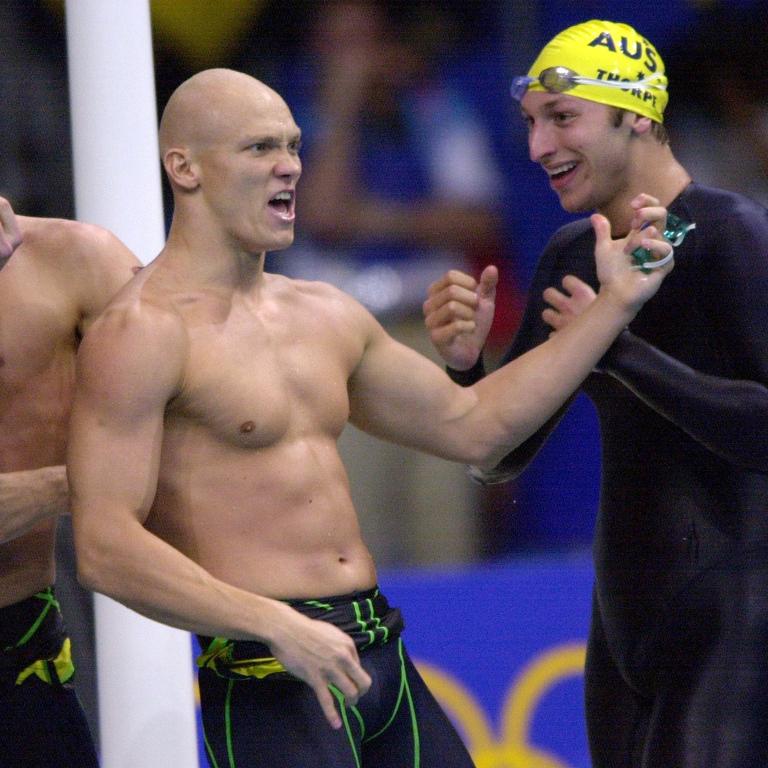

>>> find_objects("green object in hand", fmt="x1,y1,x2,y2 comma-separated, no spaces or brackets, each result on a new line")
631,212,696,272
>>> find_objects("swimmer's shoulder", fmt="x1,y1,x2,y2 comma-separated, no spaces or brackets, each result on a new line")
18,216,140,273
270,272,375,319
86,260,189,360
77,271,189,402
271,273,384,348
15,216,141,310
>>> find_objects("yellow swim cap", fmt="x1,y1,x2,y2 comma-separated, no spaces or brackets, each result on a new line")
521,20,668,123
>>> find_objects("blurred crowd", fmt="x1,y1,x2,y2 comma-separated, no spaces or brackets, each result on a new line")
2,0,767,561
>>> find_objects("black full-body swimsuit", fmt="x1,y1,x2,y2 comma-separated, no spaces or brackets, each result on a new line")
459,183,768,767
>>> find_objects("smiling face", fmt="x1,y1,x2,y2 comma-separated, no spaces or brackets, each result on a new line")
161,70,302,257
521,90,635,215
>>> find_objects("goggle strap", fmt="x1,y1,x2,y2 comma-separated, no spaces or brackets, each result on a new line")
571,72,666,91
510,76,534,101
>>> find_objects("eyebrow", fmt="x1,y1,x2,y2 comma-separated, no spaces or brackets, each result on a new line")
542,95,573,110
242,131,302,147
527,95,581,118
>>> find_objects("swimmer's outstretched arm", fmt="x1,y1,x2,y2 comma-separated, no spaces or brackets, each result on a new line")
0,466,69,543
349,213,673,469
67,301,370,730
419,194,671,483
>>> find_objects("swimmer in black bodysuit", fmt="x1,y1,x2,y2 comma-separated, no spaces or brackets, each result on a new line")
424,20,768,768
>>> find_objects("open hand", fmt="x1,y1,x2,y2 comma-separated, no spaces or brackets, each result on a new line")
592,212,674,314
542,275,597,333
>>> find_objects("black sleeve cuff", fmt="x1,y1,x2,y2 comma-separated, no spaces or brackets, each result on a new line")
447,355,486,387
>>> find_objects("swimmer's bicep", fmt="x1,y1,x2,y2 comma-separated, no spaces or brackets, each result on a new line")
69,307,185,520
68,401,162,528
348,326,475,451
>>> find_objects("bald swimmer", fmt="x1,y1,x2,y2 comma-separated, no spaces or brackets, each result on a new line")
67,68,673,768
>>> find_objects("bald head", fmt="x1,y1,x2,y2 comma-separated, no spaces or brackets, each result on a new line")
159,69,289,157
158,68,302,253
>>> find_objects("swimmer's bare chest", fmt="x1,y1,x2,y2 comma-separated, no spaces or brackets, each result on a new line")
146,296,376,595
166,292,362,452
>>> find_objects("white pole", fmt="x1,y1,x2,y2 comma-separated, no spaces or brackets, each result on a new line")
64,2,198,766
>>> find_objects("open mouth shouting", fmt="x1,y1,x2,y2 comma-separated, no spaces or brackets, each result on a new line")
268,190,296,222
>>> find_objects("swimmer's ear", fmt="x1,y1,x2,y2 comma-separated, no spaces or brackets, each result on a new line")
163,147,200,192
629,114,653,137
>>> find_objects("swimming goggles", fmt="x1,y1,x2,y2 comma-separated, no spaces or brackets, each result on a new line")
510,66,666,102
631,212,695,272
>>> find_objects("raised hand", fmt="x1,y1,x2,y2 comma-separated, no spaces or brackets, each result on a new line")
592,211,673,313
542,274,597,333
423,265,498,371
628,192,668,234
543,193,672,334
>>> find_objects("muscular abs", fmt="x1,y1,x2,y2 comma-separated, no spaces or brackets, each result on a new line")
144,278,377,600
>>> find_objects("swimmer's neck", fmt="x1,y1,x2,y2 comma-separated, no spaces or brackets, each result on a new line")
160,219,269,291
597,145,691,235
